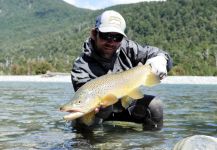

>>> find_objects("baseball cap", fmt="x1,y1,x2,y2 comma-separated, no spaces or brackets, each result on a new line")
95,10,127,37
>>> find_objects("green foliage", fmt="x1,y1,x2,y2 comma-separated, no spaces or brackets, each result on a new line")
10,59,54,75
169,65,186,76
32,60,53,75
0,0,216,75
11,64,26,75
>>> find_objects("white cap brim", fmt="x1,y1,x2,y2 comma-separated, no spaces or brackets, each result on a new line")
98,26,127,37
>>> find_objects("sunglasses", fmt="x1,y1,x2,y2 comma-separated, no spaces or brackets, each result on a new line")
97,30,123,42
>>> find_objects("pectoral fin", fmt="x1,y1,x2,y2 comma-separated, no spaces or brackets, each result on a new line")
80,111,95,126
101,94,119,107
127,88,144,99
121,96,134,109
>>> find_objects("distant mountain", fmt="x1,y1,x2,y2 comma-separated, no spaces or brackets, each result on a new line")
0,0,216,75
0,0,92,48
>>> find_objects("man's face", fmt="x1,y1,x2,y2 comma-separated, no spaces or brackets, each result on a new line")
94,30,123,58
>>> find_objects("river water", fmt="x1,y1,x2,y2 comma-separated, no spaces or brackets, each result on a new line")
0,82,216,150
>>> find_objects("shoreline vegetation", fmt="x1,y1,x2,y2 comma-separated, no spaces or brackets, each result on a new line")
1,0,217,76
0,75,217,84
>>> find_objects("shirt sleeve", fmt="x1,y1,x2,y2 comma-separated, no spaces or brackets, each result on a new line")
125,40,173,71
71,57,92,91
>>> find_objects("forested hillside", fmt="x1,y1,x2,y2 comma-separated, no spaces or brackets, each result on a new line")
0,0,216,75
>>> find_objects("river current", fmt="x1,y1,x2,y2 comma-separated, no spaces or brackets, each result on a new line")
0,82,216,149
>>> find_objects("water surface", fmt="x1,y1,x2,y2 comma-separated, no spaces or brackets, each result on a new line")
0,82,216,149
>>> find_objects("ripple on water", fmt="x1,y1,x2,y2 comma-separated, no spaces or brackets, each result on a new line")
0,83,216,149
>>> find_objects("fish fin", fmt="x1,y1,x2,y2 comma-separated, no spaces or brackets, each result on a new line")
80,111,95,126
107,70,112,74
137,62,143,66
127,88,144,99
121,96,134,109
143,65,161,87
101,94,119,107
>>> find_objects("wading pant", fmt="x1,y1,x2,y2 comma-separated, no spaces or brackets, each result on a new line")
103,95,163,130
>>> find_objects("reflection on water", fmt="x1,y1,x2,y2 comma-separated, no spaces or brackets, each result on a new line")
0,82,216,149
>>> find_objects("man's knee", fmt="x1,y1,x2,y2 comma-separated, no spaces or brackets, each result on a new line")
129,95,163,119
148,97,163,120
143,97,163,130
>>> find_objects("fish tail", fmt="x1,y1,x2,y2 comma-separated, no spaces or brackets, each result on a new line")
143,65,160,87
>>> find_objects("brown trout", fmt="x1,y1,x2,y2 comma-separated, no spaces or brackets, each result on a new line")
60,64,160,125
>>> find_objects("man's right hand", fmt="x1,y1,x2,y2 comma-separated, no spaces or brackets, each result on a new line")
95,104,113,119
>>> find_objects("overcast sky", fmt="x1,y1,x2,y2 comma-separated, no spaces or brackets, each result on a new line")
62,0,165,10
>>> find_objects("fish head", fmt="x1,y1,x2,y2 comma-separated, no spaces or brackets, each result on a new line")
60,90,100,120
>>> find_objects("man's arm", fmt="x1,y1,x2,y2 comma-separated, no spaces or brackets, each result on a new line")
123,39,173,78
71,57,94,91
140,45,173,72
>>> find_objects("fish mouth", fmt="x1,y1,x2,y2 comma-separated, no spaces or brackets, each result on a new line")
60,107,85,121
60,106,84,113
63,112,84,121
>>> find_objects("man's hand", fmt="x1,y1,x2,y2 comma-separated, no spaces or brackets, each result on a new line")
95,103,113,119
94,105,103,113
146,55,167,80
94,102,105,113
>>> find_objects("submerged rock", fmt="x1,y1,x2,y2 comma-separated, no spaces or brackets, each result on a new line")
173,135,217,150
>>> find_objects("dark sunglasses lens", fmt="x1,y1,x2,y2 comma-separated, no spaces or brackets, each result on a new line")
98,32,107,40
113,34,123,42
98,32,123,42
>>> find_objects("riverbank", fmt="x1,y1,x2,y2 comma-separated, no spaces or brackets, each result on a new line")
162,76,217,84
0,75,217,84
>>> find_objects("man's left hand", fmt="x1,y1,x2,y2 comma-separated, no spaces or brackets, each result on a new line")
146,55,167,80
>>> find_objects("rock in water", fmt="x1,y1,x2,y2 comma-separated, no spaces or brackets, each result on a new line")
173,135,217,150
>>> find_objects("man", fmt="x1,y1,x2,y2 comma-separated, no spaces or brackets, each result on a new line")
71,10,173,130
